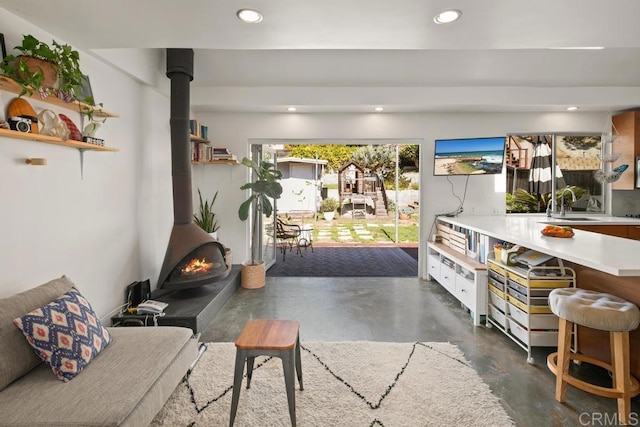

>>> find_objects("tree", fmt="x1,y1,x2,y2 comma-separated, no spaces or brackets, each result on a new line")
286,144,357,171
350,145,396,178
399,144,419,168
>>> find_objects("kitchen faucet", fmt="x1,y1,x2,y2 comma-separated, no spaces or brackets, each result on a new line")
559,187,576,217
546,198,554,217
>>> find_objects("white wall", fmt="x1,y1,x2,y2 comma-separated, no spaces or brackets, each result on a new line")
0,9,173,319
191,111,608,275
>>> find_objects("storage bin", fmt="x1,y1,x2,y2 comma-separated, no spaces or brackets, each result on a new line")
507,279,549,297
489,288,507,312
488,259,507,276
507,302,559,330
507,286,548,306
488,275,505,292
507,295,552,314
489,304,507,329
506,271,572,288
507,318,558,347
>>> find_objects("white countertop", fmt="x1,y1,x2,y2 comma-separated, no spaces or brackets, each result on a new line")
438,215,640,277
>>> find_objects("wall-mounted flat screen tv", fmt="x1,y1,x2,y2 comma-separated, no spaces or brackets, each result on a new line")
433,136,506,176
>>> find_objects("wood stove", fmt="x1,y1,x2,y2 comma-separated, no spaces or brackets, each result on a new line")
157,49,229,290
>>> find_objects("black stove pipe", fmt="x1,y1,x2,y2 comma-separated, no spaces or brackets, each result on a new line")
166,48,194,224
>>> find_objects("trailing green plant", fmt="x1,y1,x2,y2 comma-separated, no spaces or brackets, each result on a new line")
238,157,283,265
319,197,339,213
0,34,84,100
193,189,220,233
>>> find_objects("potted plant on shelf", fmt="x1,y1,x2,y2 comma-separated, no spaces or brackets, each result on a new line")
238,157,283,289
193,189,220,239
0,34,84,101
320,197,339,221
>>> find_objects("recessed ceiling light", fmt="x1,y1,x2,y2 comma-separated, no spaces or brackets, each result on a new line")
567,106,579,111
374,107,384,112
434,9,462,24
287,107,297,112
237,9,263,23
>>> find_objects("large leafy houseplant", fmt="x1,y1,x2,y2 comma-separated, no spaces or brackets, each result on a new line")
238,157,283,266
0,34,84,100
193,189,220,234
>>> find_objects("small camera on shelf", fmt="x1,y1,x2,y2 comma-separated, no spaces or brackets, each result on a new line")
8,115,37,133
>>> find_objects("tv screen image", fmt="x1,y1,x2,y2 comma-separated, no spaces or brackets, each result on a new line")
433,136,506,176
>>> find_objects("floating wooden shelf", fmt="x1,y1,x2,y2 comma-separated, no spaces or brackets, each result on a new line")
190,135,210,144
192,159,238,165
0,75,119,118
0,128,118,152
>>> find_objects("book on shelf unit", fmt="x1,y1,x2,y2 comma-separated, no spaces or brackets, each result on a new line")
191,143,236,163
189,119,208,140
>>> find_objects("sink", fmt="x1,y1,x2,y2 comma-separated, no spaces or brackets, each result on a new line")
550,217,596,221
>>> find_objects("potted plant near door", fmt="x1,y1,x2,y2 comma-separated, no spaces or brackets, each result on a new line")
320,197,339,221
238,157,283,289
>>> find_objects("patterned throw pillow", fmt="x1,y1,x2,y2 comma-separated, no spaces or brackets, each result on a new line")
13,287,112,382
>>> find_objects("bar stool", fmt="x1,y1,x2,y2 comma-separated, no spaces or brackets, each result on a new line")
547,288,640,424
229,319,303,426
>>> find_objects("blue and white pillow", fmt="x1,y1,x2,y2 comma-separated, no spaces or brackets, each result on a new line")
13,287,112,382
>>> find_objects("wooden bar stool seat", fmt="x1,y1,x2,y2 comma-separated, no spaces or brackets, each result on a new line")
229,319,303,426
547,288,640,425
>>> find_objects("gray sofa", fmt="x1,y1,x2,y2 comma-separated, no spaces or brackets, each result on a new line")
0,276,197,426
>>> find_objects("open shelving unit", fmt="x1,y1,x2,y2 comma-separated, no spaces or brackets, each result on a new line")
486,256,575,364
0,128,118,152
0,75,119,119
0,75,119,152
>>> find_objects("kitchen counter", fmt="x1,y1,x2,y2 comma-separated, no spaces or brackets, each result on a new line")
437,215,640,276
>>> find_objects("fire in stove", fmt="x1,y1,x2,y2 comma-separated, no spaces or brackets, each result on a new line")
181,258,214,276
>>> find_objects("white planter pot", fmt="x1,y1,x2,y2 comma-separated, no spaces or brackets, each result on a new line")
209,231,218,240
323,211,335,221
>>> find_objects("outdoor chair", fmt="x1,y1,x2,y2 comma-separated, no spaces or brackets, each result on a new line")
276,219,302,261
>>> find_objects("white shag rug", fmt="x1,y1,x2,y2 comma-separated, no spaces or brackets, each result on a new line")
151,342,514,426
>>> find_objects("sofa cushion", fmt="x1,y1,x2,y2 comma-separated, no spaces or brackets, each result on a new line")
13,287,112,382
0,276,74,391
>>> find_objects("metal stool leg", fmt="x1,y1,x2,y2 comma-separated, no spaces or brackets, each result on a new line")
295,335,303,390
281,349,297,426
246,355,256,389
230,350,246,427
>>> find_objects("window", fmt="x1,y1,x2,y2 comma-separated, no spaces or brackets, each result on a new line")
505,133,604,214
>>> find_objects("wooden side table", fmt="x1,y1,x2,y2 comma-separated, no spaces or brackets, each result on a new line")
230,319,303,426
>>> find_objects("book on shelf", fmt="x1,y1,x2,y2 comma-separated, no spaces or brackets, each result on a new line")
189,120,209,140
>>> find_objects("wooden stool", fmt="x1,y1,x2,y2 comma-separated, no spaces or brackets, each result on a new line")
230,319,303,426
547,288,640,424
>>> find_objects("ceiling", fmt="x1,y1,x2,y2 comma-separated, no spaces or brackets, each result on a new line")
1,0,639,114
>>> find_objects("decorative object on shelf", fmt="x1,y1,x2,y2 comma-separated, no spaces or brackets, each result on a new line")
25,158,47,165
0,33,6,61
58,113,82,141
238,156,283,289
193,189,220,236
36,109,69,140
0,34,84,101
6,97,38,133
594,115,627,184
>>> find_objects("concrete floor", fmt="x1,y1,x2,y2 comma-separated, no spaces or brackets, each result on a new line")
201,276,640,426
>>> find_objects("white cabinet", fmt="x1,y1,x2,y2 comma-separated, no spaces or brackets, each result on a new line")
427,242,487,326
